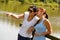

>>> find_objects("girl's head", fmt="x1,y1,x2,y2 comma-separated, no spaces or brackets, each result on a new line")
37,7,48,19
28,5,37,13
28,5,38,16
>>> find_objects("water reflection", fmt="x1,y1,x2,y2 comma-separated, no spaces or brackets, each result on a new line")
0,19,19,40
0,14,60,40
0,14,23,27
0,14,21,40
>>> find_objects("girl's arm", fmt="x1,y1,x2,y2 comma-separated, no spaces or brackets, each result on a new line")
6,13,24,19
27,26,35,34
35,19,52,36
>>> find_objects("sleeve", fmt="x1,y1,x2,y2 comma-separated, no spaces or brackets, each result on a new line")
24,11,29,20
33,16,39,26
35,16,39,20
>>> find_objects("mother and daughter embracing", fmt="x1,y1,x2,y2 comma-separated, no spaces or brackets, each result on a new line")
6,5,52,40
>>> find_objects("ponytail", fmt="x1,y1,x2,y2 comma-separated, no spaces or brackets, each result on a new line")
45,14,48,19
43,12,48,19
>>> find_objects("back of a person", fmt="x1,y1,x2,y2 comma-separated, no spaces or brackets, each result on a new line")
33,19,46,40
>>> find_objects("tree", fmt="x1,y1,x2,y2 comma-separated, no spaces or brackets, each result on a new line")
34,0,37,2
19,0,25,4
40,0,44,2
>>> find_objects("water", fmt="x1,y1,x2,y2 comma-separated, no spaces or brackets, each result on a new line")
0,11,60,40
0,11,18,14
0,12,20,40
0,19,60,40
0,11,10,14
0,20,19,40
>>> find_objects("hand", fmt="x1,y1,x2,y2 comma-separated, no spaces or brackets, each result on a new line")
27,29,32,34
6,13,12,16
34,32,41,36
27,26,34,34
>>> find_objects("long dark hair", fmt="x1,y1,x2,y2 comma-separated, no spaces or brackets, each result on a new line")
43,12,48,19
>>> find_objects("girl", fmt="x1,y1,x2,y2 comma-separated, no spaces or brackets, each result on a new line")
33,8,52,40
6,6,39,40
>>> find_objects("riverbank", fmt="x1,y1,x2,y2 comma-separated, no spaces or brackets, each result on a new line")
0,1,60,16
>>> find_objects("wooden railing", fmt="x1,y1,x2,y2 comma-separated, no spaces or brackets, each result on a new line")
19,24,60,40
45,34,60,40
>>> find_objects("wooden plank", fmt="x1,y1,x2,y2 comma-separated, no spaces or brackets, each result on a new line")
45,34,60,40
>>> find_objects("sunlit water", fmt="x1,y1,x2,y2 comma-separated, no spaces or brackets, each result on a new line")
0,11,60,40
0,18,60,40
0,20,19,40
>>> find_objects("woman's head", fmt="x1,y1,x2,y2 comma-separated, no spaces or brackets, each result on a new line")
28,5,37,13
28,5,38,16
37,7,48,19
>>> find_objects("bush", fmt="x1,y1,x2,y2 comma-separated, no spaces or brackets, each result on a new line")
5,1,21,12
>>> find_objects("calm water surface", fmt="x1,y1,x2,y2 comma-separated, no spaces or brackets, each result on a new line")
0,12,60,40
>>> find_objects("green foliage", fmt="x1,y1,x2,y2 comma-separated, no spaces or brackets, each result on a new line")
19,0,25,4
0,0,60,32
6,1,21,12
0,0,59,15
40,0,44,2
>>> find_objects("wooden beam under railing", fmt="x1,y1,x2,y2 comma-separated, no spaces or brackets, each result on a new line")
45,34,60,40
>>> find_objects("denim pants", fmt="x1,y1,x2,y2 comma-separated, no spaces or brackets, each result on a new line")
18,34,31,40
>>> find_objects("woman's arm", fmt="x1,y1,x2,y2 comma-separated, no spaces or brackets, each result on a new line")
6,13,24,19
41,19,52,35
35,19,52,36
27,26,35,34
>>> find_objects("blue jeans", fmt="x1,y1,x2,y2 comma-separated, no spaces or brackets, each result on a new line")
18,34,31,40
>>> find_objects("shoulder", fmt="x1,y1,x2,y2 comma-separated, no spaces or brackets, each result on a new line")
44,18,51,25
44,18,50,23
24,11,29,16
35,16,40,20
24,11,29,14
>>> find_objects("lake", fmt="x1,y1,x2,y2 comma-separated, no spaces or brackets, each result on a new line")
0,11,60,40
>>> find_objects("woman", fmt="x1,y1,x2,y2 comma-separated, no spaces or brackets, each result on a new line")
33,8,52,40
6,6,39,40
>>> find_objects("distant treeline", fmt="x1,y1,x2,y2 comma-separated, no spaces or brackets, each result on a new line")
0,0,60,16
0,0,60,4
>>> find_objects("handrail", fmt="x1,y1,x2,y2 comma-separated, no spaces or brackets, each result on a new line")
45,34,60,40
19,24,60,40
